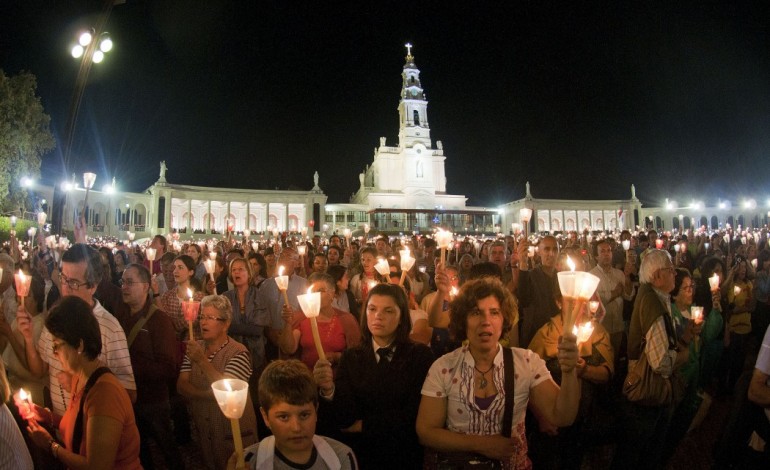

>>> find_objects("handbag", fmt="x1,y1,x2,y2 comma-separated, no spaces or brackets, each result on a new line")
622,340,672,406
424,348,514,470
623,309,678,407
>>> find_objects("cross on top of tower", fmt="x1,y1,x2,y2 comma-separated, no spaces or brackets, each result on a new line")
405,43,413,57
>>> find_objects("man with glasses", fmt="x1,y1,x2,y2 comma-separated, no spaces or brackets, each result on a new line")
115,263,183,470
26,243,136,416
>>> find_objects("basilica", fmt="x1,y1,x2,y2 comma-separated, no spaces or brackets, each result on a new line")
45,46,765,240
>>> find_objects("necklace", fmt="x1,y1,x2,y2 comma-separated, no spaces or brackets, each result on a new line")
474,363,495,389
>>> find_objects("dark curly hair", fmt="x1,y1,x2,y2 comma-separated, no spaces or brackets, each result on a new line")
449,277,515,342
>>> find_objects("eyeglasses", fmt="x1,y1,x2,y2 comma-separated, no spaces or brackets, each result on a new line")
119,279,148,287
198,315,226,323
59,272,91,291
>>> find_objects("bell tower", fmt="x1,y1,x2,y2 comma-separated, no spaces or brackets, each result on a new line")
398,43,432,148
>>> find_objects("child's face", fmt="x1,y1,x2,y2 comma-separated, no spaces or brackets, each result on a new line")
260,401,317,455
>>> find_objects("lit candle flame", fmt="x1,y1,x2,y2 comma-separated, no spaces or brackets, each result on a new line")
19,388,30,401
278,266,284,276
187,288,193,301
572,321,594,345
566,256,575,272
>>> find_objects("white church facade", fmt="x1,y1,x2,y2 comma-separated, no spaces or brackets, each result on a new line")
47,45,770,240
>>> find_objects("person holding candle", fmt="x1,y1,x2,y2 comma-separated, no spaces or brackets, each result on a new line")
722,256,755,394
24,244,137,417
590,239,637,363
145,235,167,276
314,283,433,469
178,294,258,470
0,359,34,468
660,268,712,463
348,247,381,307
328,265,359,315
229,360,358,470
283,272,361,372
156,254,206,340
692,256,726,393
26,296,142,469
416,277,580,469
186,242,208,282
611,250,687,470
515,235,561,348
527,286,614,469
115,263,183,470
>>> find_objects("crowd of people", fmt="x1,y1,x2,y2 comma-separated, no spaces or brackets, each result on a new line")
1,222,769,469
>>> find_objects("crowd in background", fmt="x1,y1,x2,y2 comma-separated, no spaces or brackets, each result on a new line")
1,221,769,469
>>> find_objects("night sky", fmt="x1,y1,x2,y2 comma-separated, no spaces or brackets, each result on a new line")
2,1,769,208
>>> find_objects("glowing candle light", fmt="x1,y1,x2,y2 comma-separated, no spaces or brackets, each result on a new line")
572,321,594,346
450,286,459,299
709,273,720,292
655,239,664,249
399,248,415,286
211,379,249,470
204,259,216,282
15,270,31,299
734,285,742,296
435,229,453,266
374,258,391,278
297,244,307,257
14,388,32,419
297,287,326,361
181,288,200,341
37,211,47,226
589,300,600,314
275,266,290,306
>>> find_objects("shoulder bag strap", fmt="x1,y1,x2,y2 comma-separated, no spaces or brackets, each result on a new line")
502,347,515,438
127,304,157,348
72,366,112,453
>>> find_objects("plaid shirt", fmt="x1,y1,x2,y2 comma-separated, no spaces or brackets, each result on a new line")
645,287,677,378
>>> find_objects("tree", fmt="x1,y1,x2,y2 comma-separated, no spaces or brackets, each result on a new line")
0,70,55,213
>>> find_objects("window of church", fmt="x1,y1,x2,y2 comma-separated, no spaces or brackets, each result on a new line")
413,110,420,126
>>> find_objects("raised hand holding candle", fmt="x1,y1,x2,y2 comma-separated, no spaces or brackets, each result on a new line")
211,379,249,470
435,229,453,266
275,266,291,306
399,248,415,286
15,270,31,299
181,288,200,341
297,287,326,361
709,273,720,292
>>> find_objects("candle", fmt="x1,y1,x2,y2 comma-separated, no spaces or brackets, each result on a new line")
399,248,415,286
297,287,326,361
374,258,391,278
181,288,200,341
572,321,594,346
520,208,532,237
690,306,704,324
621,240,630,251
734,285,742,296
14,388,33,419
435,229,453,266
275,266,291,306
589,300,600,314
211,379,249,470
655,239,664,249
679,242,687,253
752,259,758,269
15,270,31,298
204,259,216,282
301,227,308,238
208,251,217,261
527,246,535,258
37,211,47,226
709,273,720,292
343,228,352,245
449,286,459,299
297,244,307,257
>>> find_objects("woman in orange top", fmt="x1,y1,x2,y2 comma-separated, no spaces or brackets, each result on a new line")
26,296,141,469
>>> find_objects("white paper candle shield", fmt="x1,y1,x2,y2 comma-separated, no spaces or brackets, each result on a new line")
275,266,289,291
621,240,630,251
708,273,719,292
519,208,532,223
690,306,704,324
297,288,321,318
572,322,594,345
375,258,390,276
211,379,249,419
146,248,157,262
37,211,47,225
15,271,31,297
297,245,307,257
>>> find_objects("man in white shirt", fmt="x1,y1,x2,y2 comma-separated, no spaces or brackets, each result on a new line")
590,239,636,359
25,243,136,416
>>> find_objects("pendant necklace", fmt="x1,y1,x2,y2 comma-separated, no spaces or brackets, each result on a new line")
474,363,494,389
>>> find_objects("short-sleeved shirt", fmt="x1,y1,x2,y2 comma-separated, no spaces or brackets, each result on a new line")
38,300,136,416
421,345,552,469
59,372,141,469
180,337,252,382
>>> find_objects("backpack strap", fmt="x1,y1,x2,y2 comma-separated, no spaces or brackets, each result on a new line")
127,304,158,348
72,367,112,453
502,347,515,438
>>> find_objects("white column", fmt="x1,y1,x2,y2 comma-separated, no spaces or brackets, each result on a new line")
206,200,212,233
284,203,290,231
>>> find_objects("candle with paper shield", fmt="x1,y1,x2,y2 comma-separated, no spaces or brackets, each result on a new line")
146,247,157,276
297,287,326,361
15,270,32,299
343,228,352,246
556,257,600,335
621,239,631,262
27,227,37,248
181,288,200,341
655,239,664,249
520,207,532,237
297,244,307,257
275,266,291,306
399,248,415,286
211,379,249,470
301,226,308,239
204,259,216,282
435,229,453,266
374,258,391,279
589,300,600,314
37,211,47,226
734,285,742,297
690,305,704,352
708,273,720,292
572,321,594,346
